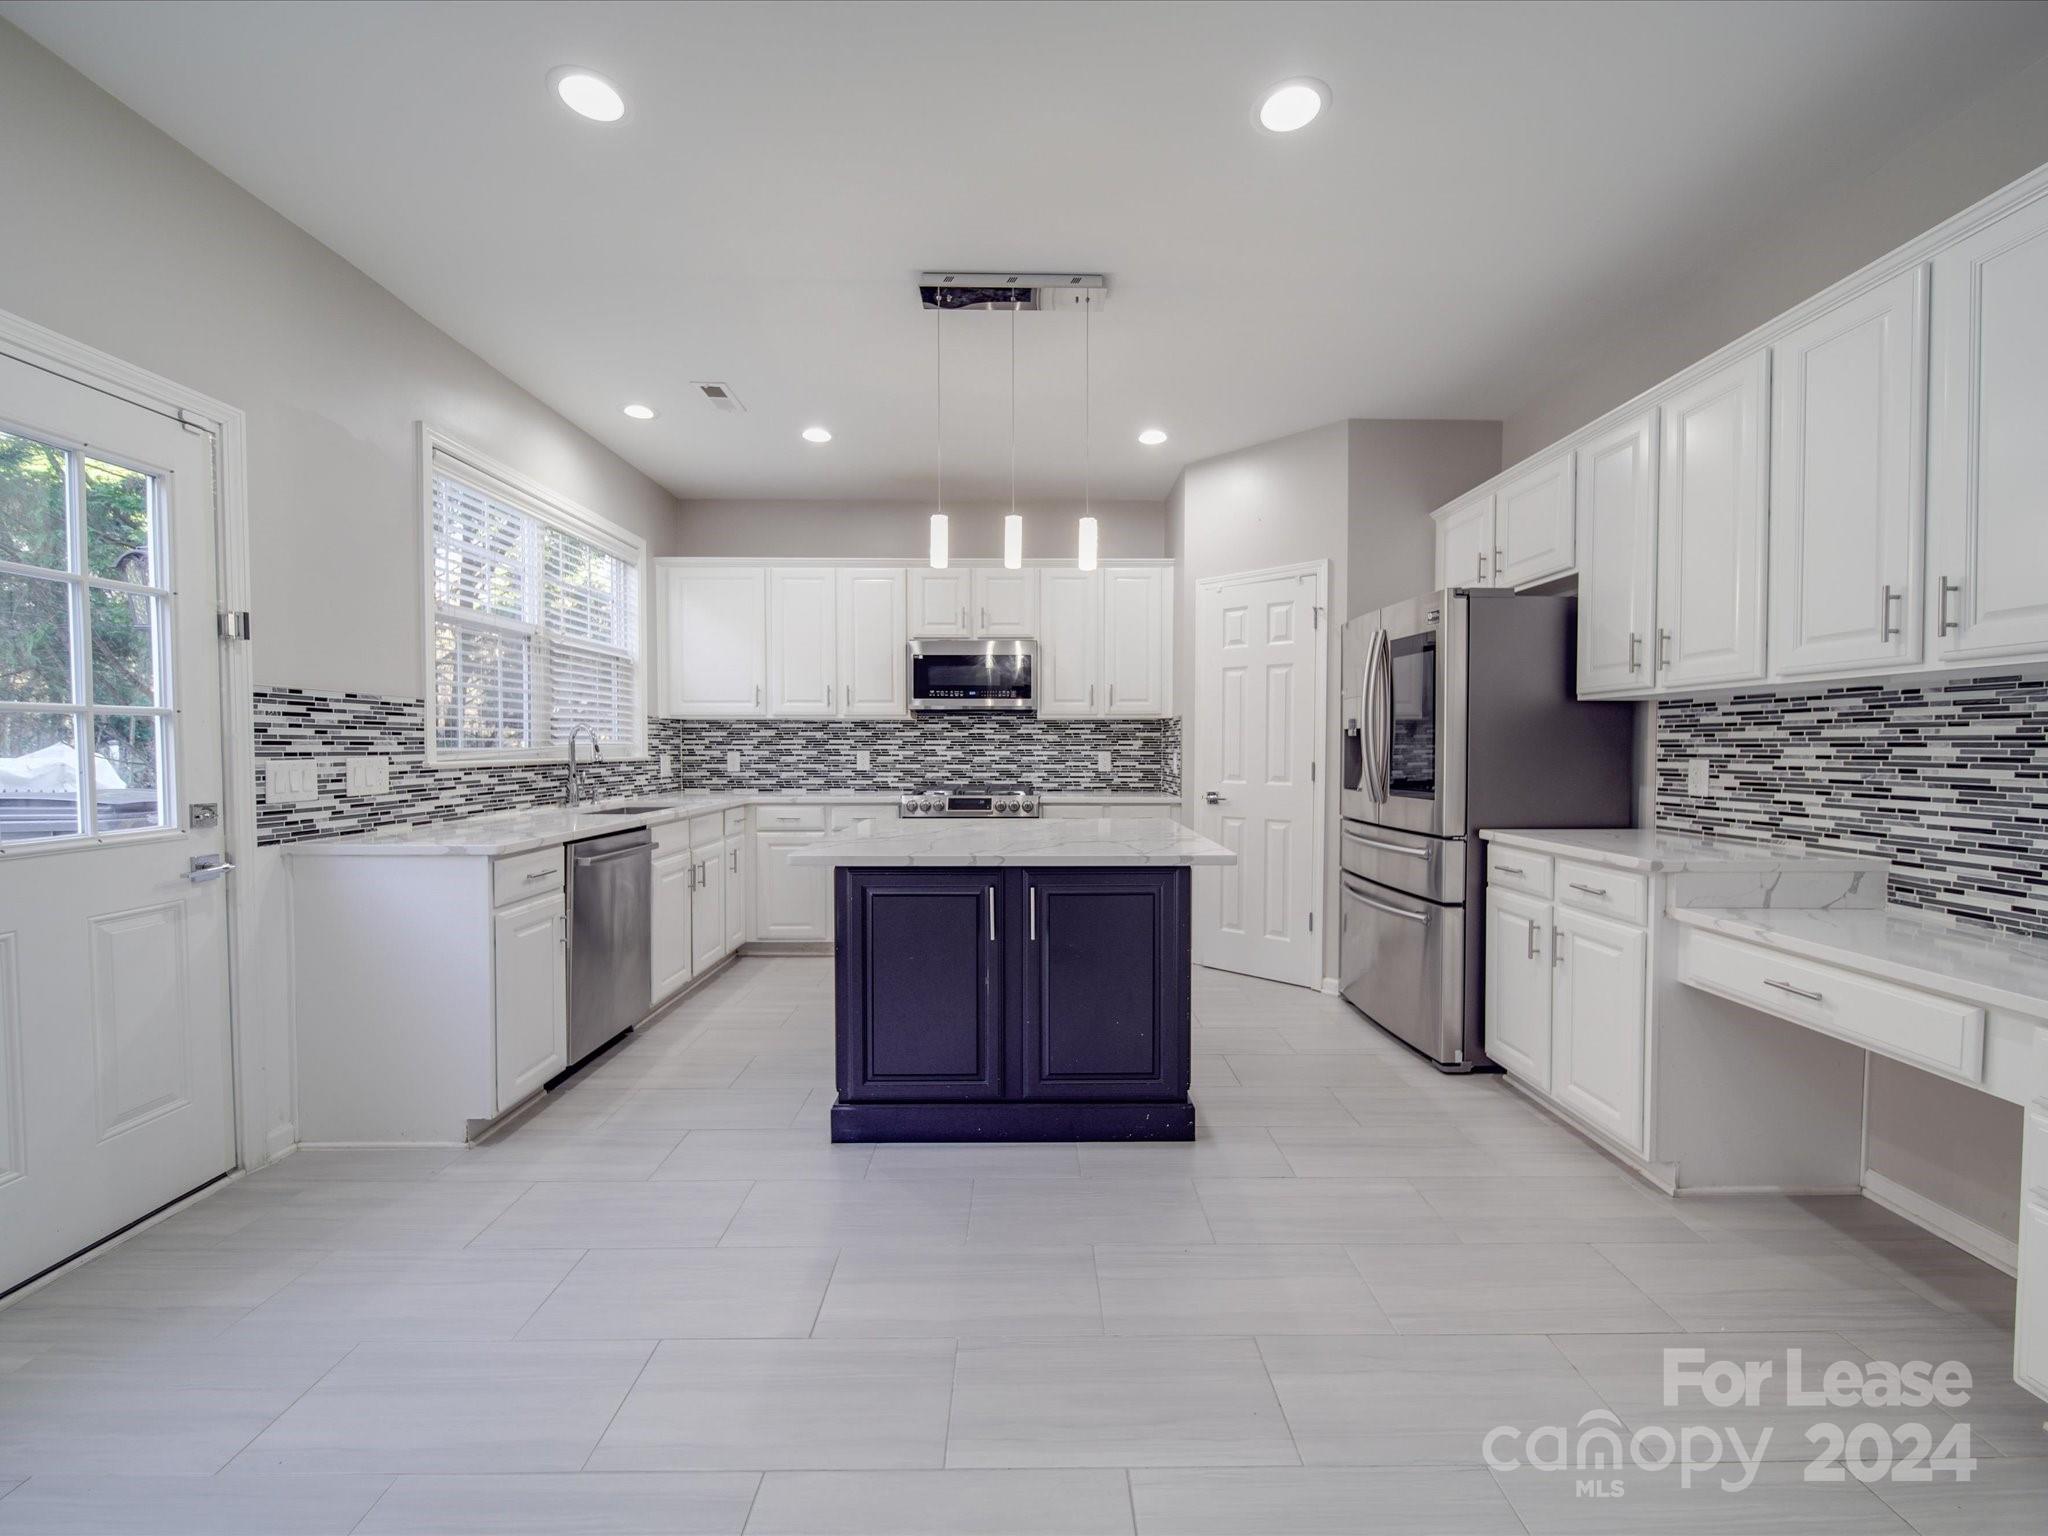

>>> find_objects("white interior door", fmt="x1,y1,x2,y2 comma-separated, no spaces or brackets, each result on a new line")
1192,568,1322,988
0,351,235,1295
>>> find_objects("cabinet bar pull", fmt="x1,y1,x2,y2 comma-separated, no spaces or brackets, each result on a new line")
1494,546,1504,577
826,684,834,710
1881,584,1902,641
1938,577,1960,637
981,606,988,631
1567,882,1609,897
686,863,697,890
754,684,762,706
1656,628,1671,670
729,848,738,874
1494,863,1525,876
1628,632,1642,673
524,869,552,882
1476,551,1487,582
1763,978,1825,1003
1029,886,1037,941
987,886,996,941
1525,924,1538,961
1553,929,1564,966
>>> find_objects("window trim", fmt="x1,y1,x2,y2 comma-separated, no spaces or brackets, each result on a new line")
418,424,648,768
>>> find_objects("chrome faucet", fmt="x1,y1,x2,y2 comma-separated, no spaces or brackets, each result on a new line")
564,726,601,808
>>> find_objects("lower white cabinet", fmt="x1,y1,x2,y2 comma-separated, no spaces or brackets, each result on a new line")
755,828,830,941
492,890,568,1110
651,846,694,1001
1483,887,1553,1090
724,836,747,951
1550,907,1649,1150
690,817,728,973
2022,1103,2048,1396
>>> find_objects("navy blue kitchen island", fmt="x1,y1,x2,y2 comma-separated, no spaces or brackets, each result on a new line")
789,817,1236,1143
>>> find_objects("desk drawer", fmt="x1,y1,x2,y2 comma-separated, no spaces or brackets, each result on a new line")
755,804,826,832
1487,844,1553,898
1678,928,1985,1084
1556,859,1648,925
493,846,564,905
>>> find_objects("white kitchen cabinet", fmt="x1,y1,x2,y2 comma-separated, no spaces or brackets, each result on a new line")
1101,565,1171,716
1929,189,2048,663
972,567,1038,637
1575,411,1659,695
836,567,908,717
755,829,830,941
1655,351,1770,690
492,889,567,1110
723,836,747,952
651,847,694,1001
1484,887,1553,1090
659,563,767,717
1770,267,1927,678
1435,492,1496,588
1038,567,1102,718
689,818,728,973
767,567,838,717
1493,453,1576,588
909,567,972,637
1550,906,1648,1152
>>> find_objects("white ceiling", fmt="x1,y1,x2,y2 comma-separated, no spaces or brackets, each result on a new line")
9,0,2048,502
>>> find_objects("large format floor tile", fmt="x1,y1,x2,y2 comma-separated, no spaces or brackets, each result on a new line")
745,1469,1135,1535
812,1246,1102,1338
351,1472,759,1534
519,1247,838,1339
0,1474,391,1535
1346,1242,1679,1334
1096,1245,1392,1336
468,1180,752,1249
1128,1465,1525,1535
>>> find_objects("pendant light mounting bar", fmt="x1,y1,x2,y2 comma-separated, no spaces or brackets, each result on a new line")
919,272,1107,310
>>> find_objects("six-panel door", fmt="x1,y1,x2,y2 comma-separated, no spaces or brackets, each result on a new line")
838,869,1004,1101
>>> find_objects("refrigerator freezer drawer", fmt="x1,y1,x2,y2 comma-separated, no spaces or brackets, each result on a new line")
1338,873,1466,1067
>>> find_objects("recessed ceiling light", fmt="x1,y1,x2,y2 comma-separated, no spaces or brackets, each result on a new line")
801,426,833,444
550,67,625,123
1137,428,1169,446
1256,77,1327,133
622,403,656,420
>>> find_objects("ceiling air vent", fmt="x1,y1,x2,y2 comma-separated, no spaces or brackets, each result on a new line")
693,382,746,413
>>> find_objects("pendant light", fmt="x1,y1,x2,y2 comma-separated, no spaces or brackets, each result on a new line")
1003,304,1024,569
929,300,948,569
1077,292,1098,572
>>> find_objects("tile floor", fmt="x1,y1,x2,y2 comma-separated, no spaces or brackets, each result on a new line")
0,957,2039,1533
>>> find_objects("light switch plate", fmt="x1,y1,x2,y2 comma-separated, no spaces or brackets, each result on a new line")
856,749,871,771
726,750,742,773
263,760,320,804
659,751,674,779
1687,759,1710,796
345,756,391,796
1097,750,1113,772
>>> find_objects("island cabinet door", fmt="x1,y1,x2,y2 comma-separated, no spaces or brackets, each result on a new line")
1018,868,1189,1101
837,869,1004,1101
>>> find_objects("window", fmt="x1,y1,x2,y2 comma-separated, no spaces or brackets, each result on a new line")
424,433,645,764
1,424,173,841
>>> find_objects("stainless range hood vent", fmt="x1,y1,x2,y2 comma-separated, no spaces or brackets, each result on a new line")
919,272,1107,311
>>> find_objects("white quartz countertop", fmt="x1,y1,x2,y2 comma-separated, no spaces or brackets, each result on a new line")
1668,905,2048,1020
789,816,1235,867
284,792,1184,858
1481,827,1886,876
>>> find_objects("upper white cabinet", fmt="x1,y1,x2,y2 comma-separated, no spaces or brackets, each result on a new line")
659,565,766,716
1929,189,2048,663
910,568,972,637
972,568,1038,637
766,567,838,716
1101,566,1171,716
1435,492,1495,588
1655,351,1770,690
1769,267,1928,678
1493,453,1576,588
1039,567,1102,718
1575,411,1659,696
837,568,909,717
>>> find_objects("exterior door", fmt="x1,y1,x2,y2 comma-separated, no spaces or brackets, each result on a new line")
0,353,235,1295
1928,189,2048,662
766,566,836,717
1656,351,1770,689
1193,567,1322,988
1037,567,1100,718
1770,266,1927,677
836,567,907,718
1483,888,1552,1089
1101,565,1168,716
1575,411,1659,695
838,869,1003,1101
1551,907,1647,1151
1020,869,1186,1101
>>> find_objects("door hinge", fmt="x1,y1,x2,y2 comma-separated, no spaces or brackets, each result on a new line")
1313,606,1323,629
217,610,252,641
1311,761,1317,783
1308,911,1314,932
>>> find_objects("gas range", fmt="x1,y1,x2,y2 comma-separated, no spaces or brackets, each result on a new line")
898,784,1042,819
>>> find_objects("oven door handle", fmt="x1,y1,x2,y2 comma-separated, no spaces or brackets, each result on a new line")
1342,875,1429,923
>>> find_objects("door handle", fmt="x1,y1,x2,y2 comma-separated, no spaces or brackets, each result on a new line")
186,855,236,882
1204,791,1227,804
987,886,996,941
1373,625,1394,803
1342,878,1428,924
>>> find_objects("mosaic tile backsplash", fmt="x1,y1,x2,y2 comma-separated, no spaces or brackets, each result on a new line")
1655,673,2048,940
254,688,1180,846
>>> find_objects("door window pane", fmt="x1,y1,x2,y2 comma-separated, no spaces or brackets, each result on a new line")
84,456,154,586
0,571,73,704
90,587,160,707
0,712,81,839
92,715,165,832
0,428,69,571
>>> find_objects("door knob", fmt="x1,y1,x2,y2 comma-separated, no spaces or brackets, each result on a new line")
1204,791,1227,804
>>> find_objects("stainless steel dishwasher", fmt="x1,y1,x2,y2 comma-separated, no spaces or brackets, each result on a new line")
566,826,652,1065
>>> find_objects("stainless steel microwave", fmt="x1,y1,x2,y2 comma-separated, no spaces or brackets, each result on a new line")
908,638,1037,712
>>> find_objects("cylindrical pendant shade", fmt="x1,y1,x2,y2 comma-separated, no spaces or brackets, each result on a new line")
1004,514,1024,570
1077,516,1098,572
929,513,949,569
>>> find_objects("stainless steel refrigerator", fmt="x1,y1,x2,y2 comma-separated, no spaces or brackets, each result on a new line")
1339,588,1633,1070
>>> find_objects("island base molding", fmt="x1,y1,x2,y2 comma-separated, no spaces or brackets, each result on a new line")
831,1101,1196,1142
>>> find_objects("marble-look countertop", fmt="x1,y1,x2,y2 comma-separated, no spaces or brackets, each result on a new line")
1668,905,2048,1021
285,791,1184,858
1481,827,1887,877
789,816,1236,867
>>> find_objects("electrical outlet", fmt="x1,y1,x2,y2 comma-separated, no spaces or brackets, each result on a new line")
345,756,390,796
856,749,871,771
1097,750,1113,772
1687,760,1711,796
659,751,674,779
726,750,742,774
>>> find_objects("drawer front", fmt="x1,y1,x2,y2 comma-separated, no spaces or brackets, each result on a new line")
755,804,826,832
690,812,725,851
1486,844,1554,898
493,846,564,906
1677,929,1985,1083
722,807,747,836
830,805,878,832
1555,859,1648,925
650,815,692,855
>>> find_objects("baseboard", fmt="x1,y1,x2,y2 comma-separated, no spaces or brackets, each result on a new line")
1320,976,1340,995
740,940,833,956
1861,1169,2020,1277
262,1123,297,1166
296,1139,467,1150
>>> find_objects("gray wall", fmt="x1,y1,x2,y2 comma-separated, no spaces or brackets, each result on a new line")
1346,420,1502,616
675,498,1165,560
1501,50,2048,463
1866,1059,2022,1245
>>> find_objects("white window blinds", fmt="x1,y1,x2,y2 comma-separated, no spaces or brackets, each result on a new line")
428,455,642,760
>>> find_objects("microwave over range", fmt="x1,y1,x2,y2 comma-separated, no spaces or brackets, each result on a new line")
908,638,1037,713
